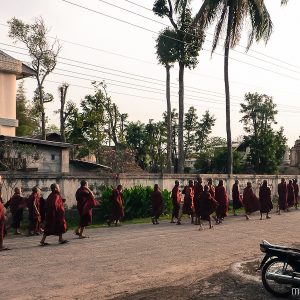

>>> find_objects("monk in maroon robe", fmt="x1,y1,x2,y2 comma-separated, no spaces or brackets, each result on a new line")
293,179,299,209
178,180,195,225
199,185,218,230
287,180,295,208
208,178,215,198
9,187,26,235
232,180,243,216
0,198,8,251
170,180,181,223
27,187,41,236
107,185,124,226
40,184,68,246
215,180,228,224
150,184,164,225
259,180,273,220
75,180,97,238
193,176,204,225
278,178,288,214
243,182,260,220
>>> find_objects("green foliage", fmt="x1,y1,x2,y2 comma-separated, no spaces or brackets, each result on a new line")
194,142,246,174
91,185,172,222
16,81,39,136
240,92,287,174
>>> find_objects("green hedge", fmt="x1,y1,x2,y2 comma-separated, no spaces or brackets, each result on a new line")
90,185,172,222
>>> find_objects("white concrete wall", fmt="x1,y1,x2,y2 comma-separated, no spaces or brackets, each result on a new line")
0,173,298,207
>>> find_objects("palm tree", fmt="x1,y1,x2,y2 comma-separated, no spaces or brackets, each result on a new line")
153,0,204,173
156,28,178,173
177,0,273,174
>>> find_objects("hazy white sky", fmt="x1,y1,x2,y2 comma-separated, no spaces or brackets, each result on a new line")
1,0,299,146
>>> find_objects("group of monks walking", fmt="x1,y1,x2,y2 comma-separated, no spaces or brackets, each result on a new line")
0,177,299,250
156,176,299,230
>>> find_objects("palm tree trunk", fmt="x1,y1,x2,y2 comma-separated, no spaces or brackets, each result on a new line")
224,6,233,175
166,65,172,173
178,61,185,173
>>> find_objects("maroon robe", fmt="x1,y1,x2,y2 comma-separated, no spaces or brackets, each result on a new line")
0,202,5,243
151,190,164,219
243,186,260,214
111,189,124,220
278,182,288,210
182,186,194,215
199,191,218,221
259,185,273,213
76,187,97,227
232,184,243,209
44,191,67,236
171,186,181,219
27,192,41,232
208,184,215,198
287,182,295,208
194,182,203,218
9,194,25,229
215,185,228,218
294,182,299,205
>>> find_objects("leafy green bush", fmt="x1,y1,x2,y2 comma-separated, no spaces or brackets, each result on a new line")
91,184,172,221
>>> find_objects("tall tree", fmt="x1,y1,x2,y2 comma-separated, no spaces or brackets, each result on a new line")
188,0,273,175
92,81,124,150
183,106,198,158
195,110,216,152
16,80,39,136
8,17,61,140
156,28,178,173
56,83,75,142
240,92,287,174
153,0,205,173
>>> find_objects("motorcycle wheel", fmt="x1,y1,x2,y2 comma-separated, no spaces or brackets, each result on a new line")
261,257,295,298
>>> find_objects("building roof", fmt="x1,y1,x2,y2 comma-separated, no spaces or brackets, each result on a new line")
0,135,73,148
0,50,36,79
70,159,112,171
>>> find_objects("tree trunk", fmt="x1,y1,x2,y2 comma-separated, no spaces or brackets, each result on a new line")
178,61,185,174
224,6,233,175
166,65,172,173
60,87,66,143
38,84,46,140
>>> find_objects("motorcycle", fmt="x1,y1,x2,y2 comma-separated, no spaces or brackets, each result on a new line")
258,240,300,298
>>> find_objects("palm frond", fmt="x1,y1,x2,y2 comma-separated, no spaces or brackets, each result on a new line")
212,4,228,53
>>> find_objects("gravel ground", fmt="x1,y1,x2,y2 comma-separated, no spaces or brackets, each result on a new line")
1,210,300,300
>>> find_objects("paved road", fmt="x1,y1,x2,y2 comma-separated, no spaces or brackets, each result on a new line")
1,210,299,300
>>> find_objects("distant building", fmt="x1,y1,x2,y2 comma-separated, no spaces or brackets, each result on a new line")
0,50,35,136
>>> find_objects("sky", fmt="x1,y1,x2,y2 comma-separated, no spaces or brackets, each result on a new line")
1,0,300,147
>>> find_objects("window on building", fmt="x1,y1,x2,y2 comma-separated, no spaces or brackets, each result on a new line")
51,154,55,160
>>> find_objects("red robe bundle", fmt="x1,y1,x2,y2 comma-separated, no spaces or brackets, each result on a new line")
215,184,228,218
171,185,181,219
243,186,260,214
193,182,203,218
278,182,288,210
151,190,164,219
199,191,218,221
259,185,273,213
9,194,25,229
44,191,67,236
111,189,124,220
294,182,299,206
232,183,243,209
182,186,194,215
76,187,97,227
0,201,5,243
287,182,295,208
27,192,41,232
